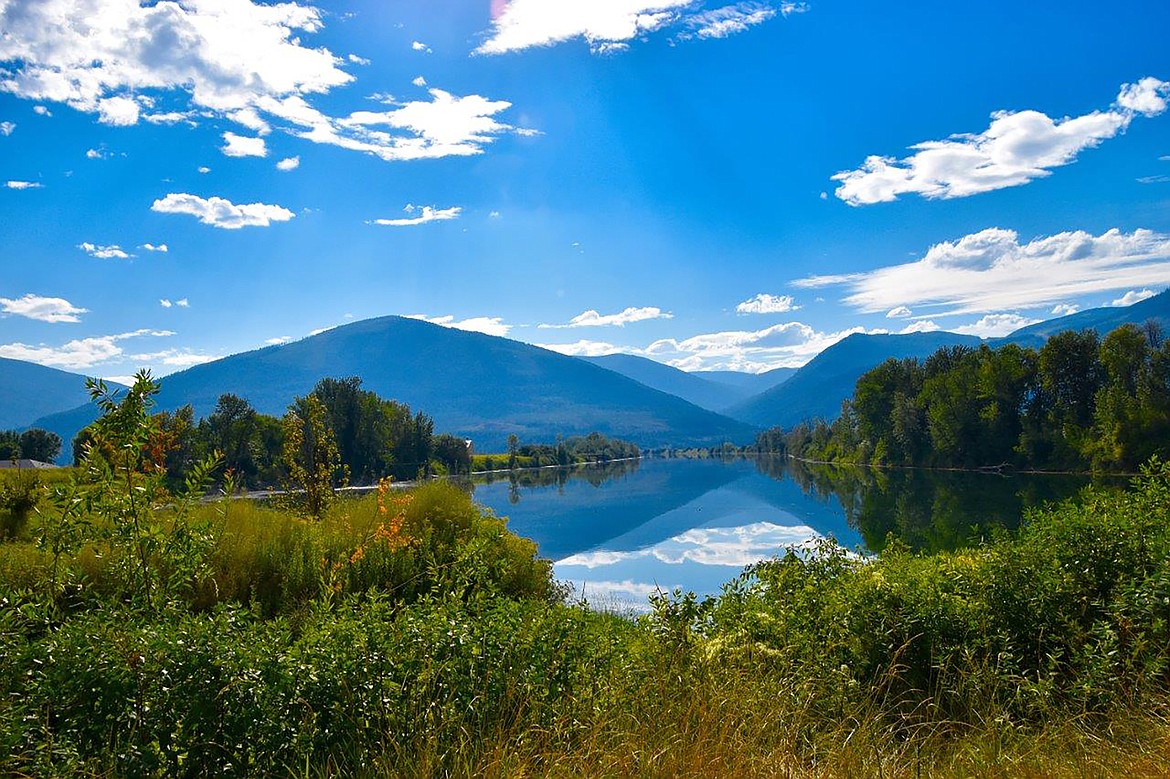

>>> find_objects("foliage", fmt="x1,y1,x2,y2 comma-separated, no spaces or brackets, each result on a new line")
0,427,63,463
281,393,347,520
766,323,1170,472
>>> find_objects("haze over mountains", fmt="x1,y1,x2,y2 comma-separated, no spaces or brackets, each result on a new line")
6,290,1167,453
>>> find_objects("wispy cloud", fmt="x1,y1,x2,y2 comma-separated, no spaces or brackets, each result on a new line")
476,0,802,54
539,306,672,329
0,329,174,370
952,313,1040,338
834,77,1170,205
735,293,798,314
644,321,883,372
0,121,14,135
0,293,88,323
793,227,1170,317
371,204,461,227
406,314,511,337
151,193,295,229
5,180,42,189
140,243,168,253
536,340,624,357
159,298,189,309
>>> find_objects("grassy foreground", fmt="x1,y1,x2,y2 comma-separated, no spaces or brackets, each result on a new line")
4,385,1170,776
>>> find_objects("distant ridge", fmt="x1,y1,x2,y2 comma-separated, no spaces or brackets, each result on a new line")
33,316,756,451
998,288,1170,348
695,367,797,396
726,331,980,428
583,353,755,412
0,357,126,430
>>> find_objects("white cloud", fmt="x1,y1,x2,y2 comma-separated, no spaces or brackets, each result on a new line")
151,193,295,229
489,210,501,218
85,147,108,159
127,349,215,369
276,155,300,171
372,204,461,227
6,180,42,189
221,132,267,158
160,299,172,308
0,329,174,370
1138,175,1170,184
411,40,432,53
78,242,130,259
1111,288,1157,307
476,0,800,54
644,321,883,371
0,121,13,135
412,76,427,87
899,320,940,334
347,54,370,65
257,88,527,162
176,298,189,307
32,105,50,116
794,227,1170,317
952,313,1041,339
834,77,1170,205
406,314,511,337
96,95,139,125
159,298,187,309
0,294,88,323
539,306,672,329
197,166,211,174
140,243,168,252
536,340,624,357
0,1,523,165
735,293,798,314
1051,303,1080,316
265,336,293,345
886,305,912,319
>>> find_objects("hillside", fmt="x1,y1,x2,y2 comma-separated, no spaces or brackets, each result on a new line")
999,288,1170,347
583,353,752,412
695,367,797,396
727,331,980,428
0,358,126,430
34,316,756,451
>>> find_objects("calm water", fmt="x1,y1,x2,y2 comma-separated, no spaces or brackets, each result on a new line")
471,457,1119,611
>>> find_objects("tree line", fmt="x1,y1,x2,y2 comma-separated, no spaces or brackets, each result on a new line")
73,376,468,489
757,323,1170,472
0,428,63,464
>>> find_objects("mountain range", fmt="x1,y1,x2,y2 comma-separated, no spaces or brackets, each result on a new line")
7,289,1167,451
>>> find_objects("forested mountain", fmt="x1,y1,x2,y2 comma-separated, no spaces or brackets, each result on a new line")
33,316,756,452
0,357,125,430
726,332,981,428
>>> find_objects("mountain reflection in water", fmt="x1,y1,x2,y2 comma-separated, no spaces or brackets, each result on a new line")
471,456,1112,611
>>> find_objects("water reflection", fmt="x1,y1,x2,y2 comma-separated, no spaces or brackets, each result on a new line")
471,456,1113,611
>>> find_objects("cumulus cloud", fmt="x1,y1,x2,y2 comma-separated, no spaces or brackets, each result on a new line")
276,155,300,171
0,294,88,323
899,320,940,334
406,314,511,337
140,243,168,252
411,41,432,53
834,77,1170,205
371,204,461,227
0,121,13,135
1111,288,1157,307
78,242,130,259
644,321,883,372
127,348,215,369
265,336,293,345
159,298,189,309
886,305,912,319
412,76,427,87
477,0,802,54
85,147,108,159
1051,303,1080,316
151,193,295,229
0,329,174,370
539,306,672,329
221,132,267,158
5,180,42,189
0,0,523,164
536,340,625,357
735,293,798,314
794,227,1170,317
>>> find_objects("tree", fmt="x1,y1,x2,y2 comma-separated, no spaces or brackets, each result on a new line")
0,430,21,460
507,434,519,470
282,394,346,519
18,428,62,464
434,434,471,475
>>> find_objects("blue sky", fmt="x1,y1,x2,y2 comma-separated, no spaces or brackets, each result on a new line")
1,0,1169,381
